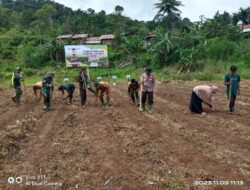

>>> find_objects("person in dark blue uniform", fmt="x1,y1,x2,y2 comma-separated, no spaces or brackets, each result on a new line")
58,83,75,104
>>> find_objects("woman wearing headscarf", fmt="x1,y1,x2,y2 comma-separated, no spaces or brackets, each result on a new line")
189,85,219,115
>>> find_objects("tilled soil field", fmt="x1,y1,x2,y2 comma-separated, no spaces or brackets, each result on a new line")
0,80,249,190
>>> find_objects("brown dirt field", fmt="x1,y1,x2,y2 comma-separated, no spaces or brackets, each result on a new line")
0,80,249,190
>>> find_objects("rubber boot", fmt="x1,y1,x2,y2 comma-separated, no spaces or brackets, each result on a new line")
16,96,21,104
12,96,16,103
229,107,234,114
136,99,140,107
106,100,111,107
45,105,50,112
148,105,152,114
69,98,72,105
45,101,50,111
140,104,146,112
100,98,105,106
132,100,136,105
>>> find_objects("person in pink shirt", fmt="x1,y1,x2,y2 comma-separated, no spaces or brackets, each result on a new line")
140,67,156,114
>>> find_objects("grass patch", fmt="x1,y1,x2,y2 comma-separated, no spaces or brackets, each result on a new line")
1,59,249,88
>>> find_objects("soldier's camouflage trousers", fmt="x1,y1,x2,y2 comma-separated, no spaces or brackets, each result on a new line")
12,87,22,103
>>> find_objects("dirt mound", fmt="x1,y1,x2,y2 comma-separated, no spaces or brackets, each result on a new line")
0,112,41,160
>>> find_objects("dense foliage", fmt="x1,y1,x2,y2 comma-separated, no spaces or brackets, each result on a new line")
0,0,250,80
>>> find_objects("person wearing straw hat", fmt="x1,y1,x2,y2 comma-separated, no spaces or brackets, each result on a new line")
33,81,43,102
140,67,156,114
224,66,241,113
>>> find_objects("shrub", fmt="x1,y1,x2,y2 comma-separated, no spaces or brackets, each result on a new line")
234,39,250,65
23,68,37,77
205,38,236,61
17,45,50,68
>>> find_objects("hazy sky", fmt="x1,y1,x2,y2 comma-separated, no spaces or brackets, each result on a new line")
55,0,250,21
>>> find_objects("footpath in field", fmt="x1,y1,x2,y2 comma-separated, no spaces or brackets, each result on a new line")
0,80,249,190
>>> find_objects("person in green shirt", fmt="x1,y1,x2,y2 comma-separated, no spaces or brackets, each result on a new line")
58,83,75,104
11,67,23,104
224,66,241,113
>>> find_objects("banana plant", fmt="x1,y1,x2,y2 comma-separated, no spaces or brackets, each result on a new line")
149,31,173,66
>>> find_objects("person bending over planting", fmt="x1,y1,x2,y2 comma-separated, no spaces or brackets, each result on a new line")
189,85,219,115
33,81,42,102
58,83,76,104
128,79,140,106
94,82,110,106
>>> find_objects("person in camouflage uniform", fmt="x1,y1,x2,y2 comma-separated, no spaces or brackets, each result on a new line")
12,67,23,104
42,72,54,111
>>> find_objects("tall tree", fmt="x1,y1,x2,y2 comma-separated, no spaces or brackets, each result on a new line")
87,8,95,14
154,0,183,19
33,4,57,31
233,7,250,24
114,5,124,15
150,30,173,66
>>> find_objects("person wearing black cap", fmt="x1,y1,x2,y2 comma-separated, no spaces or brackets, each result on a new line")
140,67,156,114
224,66,241,113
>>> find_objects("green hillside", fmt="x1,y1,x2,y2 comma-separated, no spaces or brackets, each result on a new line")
0,0,250,86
